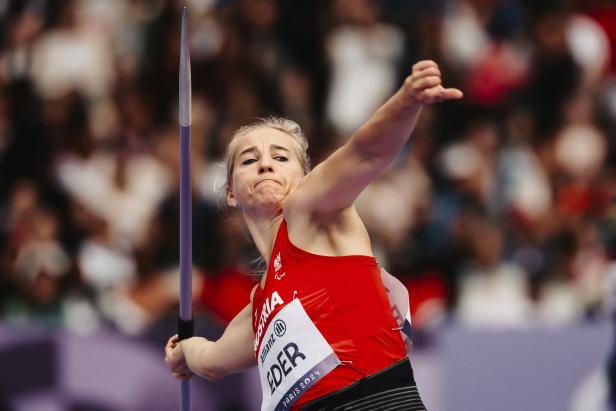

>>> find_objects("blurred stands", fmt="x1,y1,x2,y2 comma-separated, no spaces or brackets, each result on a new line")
0,0,615,409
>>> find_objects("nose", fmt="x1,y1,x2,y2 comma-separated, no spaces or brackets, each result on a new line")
258,157,274,174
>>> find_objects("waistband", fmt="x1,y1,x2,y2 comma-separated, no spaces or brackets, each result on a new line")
299,358,424,410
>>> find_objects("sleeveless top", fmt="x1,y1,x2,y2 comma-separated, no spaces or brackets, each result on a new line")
251,219,407,410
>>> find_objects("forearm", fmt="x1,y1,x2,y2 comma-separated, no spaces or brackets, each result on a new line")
348,88,423,164
181,337,220,380
182,305,256,380
285,60,461,215
348,60,462,164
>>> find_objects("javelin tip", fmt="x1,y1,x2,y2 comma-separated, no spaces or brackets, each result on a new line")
179,7,191,127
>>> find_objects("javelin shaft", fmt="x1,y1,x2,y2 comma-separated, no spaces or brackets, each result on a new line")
179,7,192,411
179,125,192,321
180,125,192,411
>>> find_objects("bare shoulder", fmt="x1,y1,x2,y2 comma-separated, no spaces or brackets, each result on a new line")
282,204,373,257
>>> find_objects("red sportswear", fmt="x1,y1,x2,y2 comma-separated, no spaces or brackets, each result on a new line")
251,219,407,409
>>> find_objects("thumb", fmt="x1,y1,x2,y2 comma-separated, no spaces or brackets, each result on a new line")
440,88,464,101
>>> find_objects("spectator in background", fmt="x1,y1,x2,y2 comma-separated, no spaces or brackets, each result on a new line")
325,0,404,137
455,213,534,328
4,1,616,407
0,0,613,343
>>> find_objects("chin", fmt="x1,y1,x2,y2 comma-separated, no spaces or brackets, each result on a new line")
248,195,283,216
262,198,283,212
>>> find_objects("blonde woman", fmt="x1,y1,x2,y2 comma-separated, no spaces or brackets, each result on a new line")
166,60,462,410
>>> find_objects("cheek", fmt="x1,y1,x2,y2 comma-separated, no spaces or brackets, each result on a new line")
236,177,250,194
293,163,305,182
234,169,261,196
229,173,246,197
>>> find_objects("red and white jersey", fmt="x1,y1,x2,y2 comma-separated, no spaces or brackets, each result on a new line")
252,219,406,410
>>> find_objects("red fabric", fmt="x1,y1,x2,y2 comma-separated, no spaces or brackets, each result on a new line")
252,220,406,409
556,184,611,218
402,274,447,328
586,8,616,73
557,184,593,217
200,267,257,324
467,43,528,106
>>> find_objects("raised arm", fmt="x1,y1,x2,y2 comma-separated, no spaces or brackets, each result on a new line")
287,60,462,217
165,302,256,381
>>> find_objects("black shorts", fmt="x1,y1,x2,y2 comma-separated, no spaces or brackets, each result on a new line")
299,358,427,411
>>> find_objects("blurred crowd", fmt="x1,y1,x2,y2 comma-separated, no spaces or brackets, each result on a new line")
1,0,616,339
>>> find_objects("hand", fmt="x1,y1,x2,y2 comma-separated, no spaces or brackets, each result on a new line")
164,334,194,381
404,60,463,105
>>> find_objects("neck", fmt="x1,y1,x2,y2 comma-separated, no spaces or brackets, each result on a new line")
242,211,284,263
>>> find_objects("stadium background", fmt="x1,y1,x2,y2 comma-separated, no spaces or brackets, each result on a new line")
0,0,614,410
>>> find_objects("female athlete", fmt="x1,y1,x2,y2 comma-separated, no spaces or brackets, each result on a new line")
165,60,462,410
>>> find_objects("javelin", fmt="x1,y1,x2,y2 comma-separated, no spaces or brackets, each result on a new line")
178,7,193,411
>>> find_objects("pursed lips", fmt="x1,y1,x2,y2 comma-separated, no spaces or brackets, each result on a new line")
255,178,280,187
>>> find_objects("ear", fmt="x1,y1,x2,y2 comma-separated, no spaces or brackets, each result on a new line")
226,185,237,208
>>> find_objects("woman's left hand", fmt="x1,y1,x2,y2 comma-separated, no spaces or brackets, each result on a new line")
165,334,195,381
403,60,463,105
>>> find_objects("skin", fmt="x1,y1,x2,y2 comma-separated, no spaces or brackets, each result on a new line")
165,60,463,381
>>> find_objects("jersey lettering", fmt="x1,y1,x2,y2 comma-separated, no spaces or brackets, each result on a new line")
257,299,340,411
266,342,307,394
254,291,285,351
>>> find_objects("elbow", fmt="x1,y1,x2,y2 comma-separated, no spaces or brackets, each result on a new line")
347,137,378,162
348,139,394,170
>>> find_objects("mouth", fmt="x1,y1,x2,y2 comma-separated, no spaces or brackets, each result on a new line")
255,179,280,187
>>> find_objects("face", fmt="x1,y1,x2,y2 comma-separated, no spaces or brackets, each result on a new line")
226,127,304,216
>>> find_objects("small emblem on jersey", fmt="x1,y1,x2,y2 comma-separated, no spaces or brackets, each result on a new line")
274,271,286,280
274,319,287,337
274,252,282,272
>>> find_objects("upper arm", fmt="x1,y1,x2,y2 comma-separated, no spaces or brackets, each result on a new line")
287,141,389,217
286,92,422,218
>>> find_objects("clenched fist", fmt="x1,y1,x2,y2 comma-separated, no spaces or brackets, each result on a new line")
165,334,194,381
403,60,463,105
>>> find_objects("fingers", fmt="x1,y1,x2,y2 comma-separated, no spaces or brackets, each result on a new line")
419,66,441,77
413,60,438,72
413,76,442,91
172,371,194,381
165,334,179,351
164,334,183,368
164,345,174,360
424,87,464,103
407,60,463,105
165,334,193,381
441,87,464,100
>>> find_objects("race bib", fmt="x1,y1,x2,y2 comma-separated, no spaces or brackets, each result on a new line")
257,298,340,411
381,268,413,355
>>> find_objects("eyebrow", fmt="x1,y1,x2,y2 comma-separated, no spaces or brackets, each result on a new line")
238,146,257,158
271,145,290,153
237,145,290,158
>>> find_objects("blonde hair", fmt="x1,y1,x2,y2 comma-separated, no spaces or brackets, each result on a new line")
224,116,311,187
